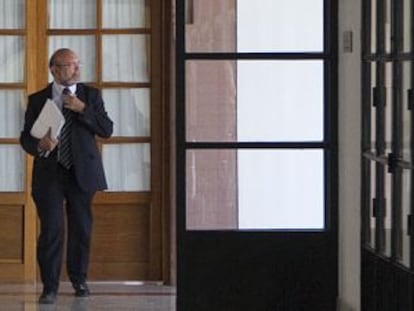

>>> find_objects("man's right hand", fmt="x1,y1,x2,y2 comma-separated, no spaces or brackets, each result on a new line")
38,127,58,152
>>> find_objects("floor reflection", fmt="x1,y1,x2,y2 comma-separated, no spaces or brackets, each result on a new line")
0,282,176,311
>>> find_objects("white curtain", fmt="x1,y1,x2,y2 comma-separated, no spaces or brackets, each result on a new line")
0,145,24,191
0,0,24,28
0,36,24,82
102,34,150,82
102,88,151,191
102,144,150,192
103,88,150,137
48,0,96,29
0,91,25,138
102,0,148,28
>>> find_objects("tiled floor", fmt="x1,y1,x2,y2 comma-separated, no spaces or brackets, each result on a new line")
0,282,176,311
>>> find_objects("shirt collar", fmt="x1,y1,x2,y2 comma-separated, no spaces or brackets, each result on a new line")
53,82,77,95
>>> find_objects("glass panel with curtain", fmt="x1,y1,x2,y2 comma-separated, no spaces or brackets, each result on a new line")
0,90,25,138
102,143,150,191
0,36,25,83
0,0,25,29
101,19,151,192
0,145,24,191
48,0,97,29
102,0,150,28
103,88,150,137
102,35,150,83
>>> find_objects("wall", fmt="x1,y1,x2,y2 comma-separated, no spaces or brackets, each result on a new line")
338,0,361,310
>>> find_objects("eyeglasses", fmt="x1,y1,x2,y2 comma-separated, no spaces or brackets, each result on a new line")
54,62,81,68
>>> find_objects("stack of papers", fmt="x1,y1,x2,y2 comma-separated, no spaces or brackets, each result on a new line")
30,99,65,139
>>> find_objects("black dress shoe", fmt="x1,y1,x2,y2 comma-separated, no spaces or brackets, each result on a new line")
73,282,90,297
38,291,57,304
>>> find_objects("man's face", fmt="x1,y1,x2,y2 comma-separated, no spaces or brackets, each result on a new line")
51,51,80,86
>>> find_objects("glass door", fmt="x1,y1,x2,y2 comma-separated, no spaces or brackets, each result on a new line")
177,0,338,309
361,0,414,309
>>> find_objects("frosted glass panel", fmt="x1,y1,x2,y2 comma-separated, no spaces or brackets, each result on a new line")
237,0,323,52
103,88,150,137
102,35,150,82
186,60,323,142
237,60,323,141
48,36,96,82
402,62,411,161
48,0,96,29
102,144,150,191
0,145,24,191
385,63,392,144
238,149,324,229
371,0,377,53
403,0,412,52
384,165,392,257
186,149,324,230
103,0,149,28
401,169,411,267
369,160,376,249
0,36,24,82
0,90,24,138
385,0,392,53
0,0,25,28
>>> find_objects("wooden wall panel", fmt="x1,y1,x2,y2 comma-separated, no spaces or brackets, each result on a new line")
60,204,151,281
0,206,23,261
89,263,149,280
90,204,150,263
0,264,24,280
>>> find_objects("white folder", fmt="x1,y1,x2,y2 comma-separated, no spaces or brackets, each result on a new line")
30,99,65,139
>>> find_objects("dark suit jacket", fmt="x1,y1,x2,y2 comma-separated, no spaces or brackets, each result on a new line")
20,83,113,193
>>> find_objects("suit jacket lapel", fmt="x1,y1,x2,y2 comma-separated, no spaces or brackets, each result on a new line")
45,83,54,99
75,83,87,104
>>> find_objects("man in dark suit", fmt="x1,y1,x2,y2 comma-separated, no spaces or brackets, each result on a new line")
20,48,113,304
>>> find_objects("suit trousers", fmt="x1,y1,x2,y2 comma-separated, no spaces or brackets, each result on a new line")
32,164,94,292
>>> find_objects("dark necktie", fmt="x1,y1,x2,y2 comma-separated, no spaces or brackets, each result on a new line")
58,87,73,169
